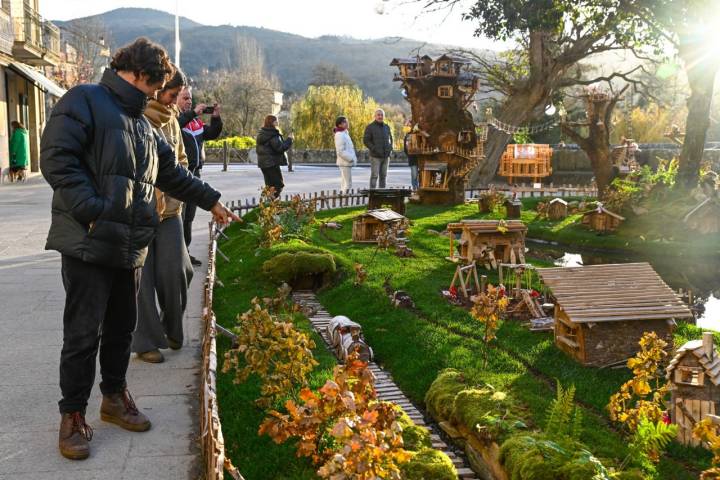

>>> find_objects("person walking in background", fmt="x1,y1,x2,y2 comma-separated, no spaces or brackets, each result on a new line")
334,116,356,191
256,114,293,197
40,37,239,461
403,122,419,191
132,66,193,364
363,108,393,189
177,86,223,266
9,120,29,182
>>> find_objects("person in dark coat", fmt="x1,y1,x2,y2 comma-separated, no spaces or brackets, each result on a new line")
363,109,393,188
40,37,239,461
256,114,293,197
403,122,419,191
176,86,223,264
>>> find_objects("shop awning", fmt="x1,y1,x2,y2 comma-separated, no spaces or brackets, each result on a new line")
9,62,66,99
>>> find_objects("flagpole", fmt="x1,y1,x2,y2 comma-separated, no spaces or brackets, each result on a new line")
174,0,181,67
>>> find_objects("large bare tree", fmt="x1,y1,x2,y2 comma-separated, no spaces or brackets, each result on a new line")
56,17,111,86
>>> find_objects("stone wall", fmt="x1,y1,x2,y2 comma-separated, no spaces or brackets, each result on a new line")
582,319,674,366
206,144,720,184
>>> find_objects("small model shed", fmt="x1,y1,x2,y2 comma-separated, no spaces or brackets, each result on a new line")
547,198,568,220
447,220,527,269
581,205,625,232
498,144,553,184
352,209,406,243
667,332,720,446
538,263,693,366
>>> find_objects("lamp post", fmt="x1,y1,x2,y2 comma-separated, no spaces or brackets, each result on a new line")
174,0,181,67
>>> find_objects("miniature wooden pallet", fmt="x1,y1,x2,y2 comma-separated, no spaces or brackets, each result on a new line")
292,291,478,480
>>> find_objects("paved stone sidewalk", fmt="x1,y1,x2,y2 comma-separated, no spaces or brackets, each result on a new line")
0,165,409,479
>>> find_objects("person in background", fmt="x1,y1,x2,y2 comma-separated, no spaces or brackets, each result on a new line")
256,114,293,197
334,116,356,191
40,37,239,461
177,86,223,266
363,108,393,189
132,66,193,364
9,120,29,181
403,121,419,191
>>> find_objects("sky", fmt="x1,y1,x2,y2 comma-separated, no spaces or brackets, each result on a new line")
39,0,507,51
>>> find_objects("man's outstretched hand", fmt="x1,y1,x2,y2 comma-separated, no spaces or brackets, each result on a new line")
210,202,241,226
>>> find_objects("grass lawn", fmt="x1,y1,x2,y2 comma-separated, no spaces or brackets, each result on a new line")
213,200,713,479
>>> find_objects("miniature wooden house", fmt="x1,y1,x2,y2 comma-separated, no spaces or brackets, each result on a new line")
504,198,522,219
611,138,640,177
419,161,449,190
538,263,693,367
352,209,406,243
447,220,527,269
547,198,568,220
434,54,471,77
667,332,720,446
581,205,625,232
498,144,553,184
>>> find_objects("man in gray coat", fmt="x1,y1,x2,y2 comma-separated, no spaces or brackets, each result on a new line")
363,109,393,188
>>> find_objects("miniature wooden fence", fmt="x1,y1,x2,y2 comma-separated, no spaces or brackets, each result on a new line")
226,184,596,217
200,222,243,480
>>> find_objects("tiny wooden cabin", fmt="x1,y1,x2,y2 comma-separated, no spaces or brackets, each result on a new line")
352,209,406,243
504,198,522,219
419,161,450,190
538,263,693,367
447,220,527,269
547,198,568,220
498,144,553,184
581,205,625,232
667,332,720,446
433,54,471,77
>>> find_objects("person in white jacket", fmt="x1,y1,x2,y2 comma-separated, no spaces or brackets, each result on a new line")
334,116,357,191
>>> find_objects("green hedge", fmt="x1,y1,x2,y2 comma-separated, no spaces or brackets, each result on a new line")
206,136,256,149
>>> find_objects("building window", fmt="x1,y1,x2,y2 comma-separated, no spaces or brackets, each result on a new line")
675,366,704,386
438,86,453,98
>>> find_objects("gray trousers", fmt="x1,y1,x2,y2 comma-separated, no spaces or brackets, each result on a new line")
369,156,389,189
132,215,193,353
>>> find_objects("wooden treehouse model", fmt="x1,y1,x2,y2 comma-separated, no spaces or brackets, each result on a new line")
538,263,693,367
547,198,568,220
352,208,407,243
498,144,553,184
390,54,486,205
581,204,625,232
667,332,720,446
447,220,527,269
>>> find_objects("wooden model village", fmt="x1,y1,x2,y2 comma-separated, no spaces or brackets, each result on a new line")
207,51,720,480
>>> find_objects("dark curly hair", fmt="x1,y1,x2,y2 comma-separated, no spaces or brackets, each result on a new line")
161,65,187,92
110,37,174,85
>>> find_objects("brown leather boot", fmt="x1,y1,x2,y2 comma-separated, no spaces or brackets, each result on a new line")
59,412,93,460
100,390,151,432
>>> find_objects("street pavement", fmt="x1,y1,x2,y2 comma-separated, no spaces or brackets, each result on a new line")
0,164,410,479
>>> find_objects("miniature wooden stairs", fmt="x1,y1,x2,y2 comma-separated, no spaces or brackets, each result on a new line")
292,291,478,480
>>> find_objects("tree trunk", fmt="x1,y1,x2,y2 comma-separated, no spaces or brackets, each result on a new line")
677,37,720,188
588,147,613,199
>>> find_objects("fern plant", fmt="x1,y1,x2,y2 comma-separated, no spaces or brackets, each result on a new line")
545,382,583,441
624,415,677,475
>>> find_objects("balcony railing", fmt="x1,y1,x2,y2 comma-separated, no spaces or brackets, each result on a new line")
12,5,60,63
0,8,13,56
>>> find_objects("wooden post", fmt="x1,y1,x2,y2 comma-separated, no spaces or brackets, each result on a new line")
481,274,487,293
222,141,229,172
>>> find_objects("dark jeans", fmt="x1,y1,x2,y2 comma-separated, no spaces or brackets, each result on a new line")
261,166,284,198
58,255,141,414
182,169,200,247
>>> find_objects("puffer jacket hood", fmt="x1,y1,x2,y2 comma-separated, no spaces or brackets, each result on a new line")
41,69,221,269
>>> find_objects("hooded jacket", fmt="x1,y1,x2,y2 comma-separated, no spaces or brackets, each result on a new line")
40,69,221,269
9,128,29,168
255,127,292,169
145,99,188,219
178,109,223,174
334,129,357,167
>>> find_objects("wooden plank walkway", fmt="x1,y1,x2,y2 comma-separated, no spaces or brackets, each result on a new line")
292,291,478,480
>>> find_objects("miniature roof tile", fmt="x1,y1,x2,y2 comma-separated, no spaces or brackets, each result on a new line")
390,58,421,66
357,208,406,222
581,205,625,220
538,262,693,323
667,339,720,385
435,54,472,64
550,198,568,205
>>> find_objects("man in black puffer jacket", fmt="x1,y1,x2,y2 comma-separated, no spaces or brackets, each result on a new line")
41,37,239,461
363,109,393,188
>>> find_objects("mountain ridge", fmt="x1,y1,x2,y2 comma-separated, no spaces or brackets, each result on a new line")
54,7,488,103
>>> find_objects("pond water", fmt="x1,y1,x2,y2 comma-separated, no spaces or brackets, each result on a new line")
527,241,720,331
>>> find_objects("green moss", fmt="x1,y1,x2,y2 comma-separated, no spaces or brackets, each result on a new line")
261,251,336,284
400,448,457,480
396,410,431,451
451,387,526,442
424,368,467,420
500,434,613,480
